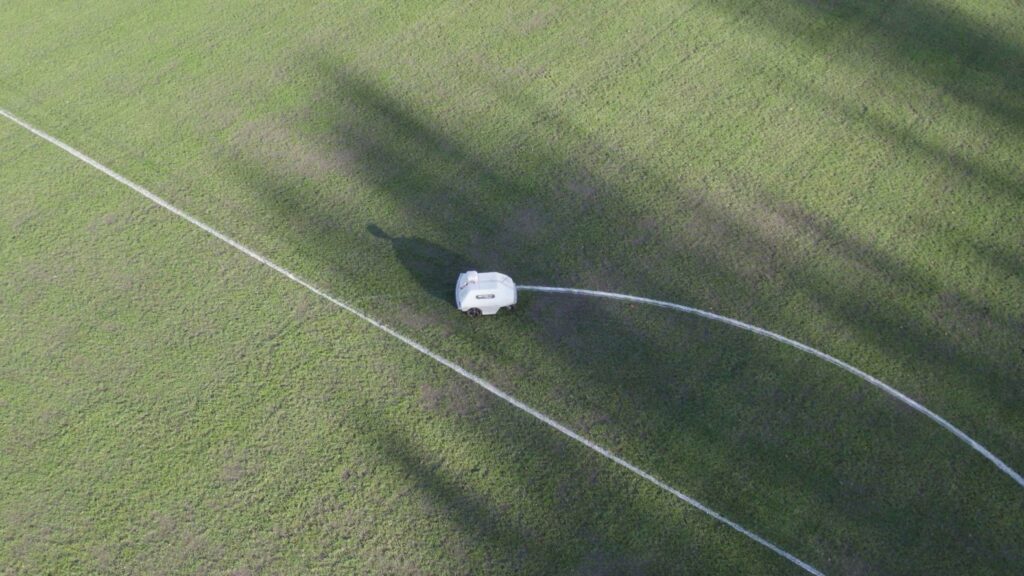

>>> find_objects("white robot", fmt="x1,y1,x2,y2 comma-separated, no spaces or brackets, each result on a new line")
454,271,517,316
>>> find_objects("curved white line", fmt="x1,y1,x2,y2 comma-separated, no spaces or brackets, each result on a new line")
518,285,1024,489
1,109,824,576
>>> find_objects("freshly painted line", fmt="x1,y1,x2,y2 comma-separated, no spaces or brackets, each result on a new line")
0,108,824,576
518,285,1024,489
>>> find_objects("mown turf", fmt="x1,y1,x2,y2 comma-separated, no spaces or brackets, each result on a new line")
1,123,783,574
2,1,1023,574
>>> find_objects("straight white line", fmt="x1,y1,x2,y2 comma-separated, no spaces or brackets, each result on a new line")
518,285,1024,489
0,108,824,576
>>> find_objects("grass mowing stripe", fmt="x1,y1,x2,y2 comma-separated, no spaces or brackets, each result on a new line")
519,285,1024,490
0,108,825,576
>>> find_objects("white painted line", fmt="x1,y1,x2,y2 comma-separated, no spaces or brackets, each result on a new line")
518,285,1024,489
0,108,824,576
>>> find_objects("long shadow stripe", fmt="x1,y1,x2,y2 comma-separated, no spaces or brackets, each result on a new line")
518,285,1024,489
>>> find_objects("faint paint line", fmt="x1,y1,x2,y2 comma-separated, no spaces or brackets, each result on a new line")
0,108,825,576
518,285,1024,489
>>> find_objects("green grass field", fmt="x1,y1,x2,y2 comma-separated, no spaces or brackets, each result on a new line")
2,1,1022,574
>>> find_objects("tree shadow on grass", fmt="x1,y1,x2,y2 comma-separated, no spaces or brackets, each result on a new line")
707,0,1024,137
357,424,729,574
482,74,1024,432
226,61,1024,575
